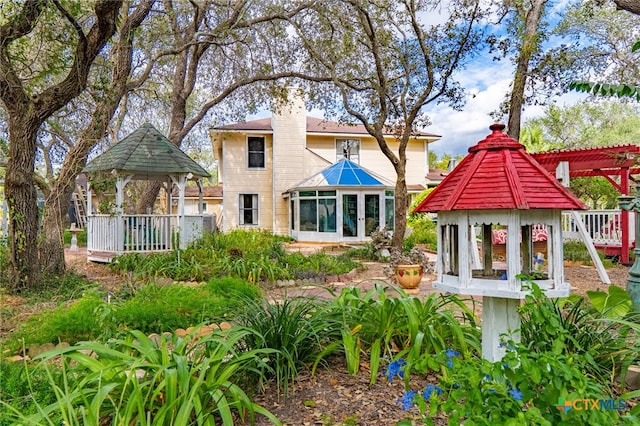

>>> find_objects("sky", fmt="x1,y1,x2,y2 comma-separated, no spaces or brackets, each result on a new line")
422,59,587,157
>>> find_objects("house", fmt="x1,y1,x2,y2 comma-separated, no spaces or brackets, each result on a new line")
166,184,223,230
209,92,441,242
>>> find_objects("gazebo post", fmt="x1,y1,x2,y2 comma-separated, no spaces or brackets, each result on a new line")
197,178,204,214
174,173,189,249
115,174,132,254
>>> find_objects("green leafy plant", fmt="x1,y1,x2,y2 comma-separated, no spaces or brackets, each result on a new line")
396,344,625,425
1,329,282,425
236,296,333,396
315,285,480,385
520,285,637,387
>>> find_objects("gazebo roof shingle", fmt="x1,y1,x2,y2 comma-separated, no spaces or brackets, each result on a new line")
83,123,211,178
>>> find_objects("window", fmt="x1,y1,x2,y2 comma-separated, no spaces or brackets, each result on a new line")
336,138,360,162
248,136,265,168
239,194,258,225
385,190,395,230
297,190,337,232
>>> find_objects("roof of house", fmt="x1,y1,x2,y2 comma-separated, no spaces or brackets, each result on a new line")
289,158,394,190
413,124,586,212
212,116,440,139
426,168,448,182
171,185,222,198
83,123,211,178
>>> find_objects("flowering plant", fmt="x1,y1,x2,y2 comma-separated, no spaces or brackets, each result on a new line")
392,344,622,425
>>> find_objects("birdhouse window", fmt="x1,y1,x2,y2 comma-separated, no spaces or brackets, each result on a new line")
441,224,459,276
471,223,509,280
520,224,552,280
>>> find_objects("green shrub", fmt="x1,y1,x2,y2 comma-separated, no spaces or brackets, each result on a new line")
5,278,263,352
111,229,360,284
520,285,638,386
7,293,106,353
237,296,333,395
112,278,262,334
0,361,59,426
1,330,281,425
21,271,97,303
563,240,614,266
63,229,87,247
317,285,480,385
397,344,625,425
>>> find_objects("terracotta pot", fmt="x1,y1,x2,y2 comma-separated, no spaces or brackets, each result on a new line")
394,264,423,289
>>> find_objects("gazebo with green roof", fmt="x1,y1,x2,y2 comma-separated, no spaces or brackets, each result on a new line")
83,123,212,261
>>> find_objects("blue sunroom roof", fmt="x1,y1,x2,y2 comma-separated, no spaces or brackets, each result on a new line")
290,159,394,190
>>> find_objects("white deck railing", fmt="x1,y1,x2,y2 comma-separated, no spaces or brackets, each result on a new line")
561,210,635,246
87,214,211,254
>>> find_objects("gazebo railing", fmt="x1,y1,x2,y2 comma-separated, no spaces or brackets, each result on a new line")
87,214,207,254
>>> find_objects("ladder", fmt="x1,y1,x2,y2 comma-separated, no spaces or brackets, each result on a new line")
72,185,87,229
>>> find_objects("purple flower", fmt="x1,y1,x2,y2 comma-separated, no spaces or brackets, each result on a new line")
509,387,523,401
383,358,406,382
422,384,443,401
397,390,417,411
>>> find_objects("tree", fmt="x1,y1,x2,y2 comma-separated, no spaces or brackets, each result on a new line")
0,0,122,290
560,1,640,99
37,0,154,276
505,0,550,140
130,0,313,213
289,0,486,248
522,101,640,151
521,101,640,206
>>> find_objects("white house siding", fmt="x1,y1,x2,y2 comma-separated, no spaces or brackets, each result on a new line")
271,93,307,235
220,133,274,231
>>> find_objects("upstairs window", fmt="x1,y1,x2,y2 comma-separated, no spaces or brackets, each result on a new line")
248,136,265,168
336,138,360,163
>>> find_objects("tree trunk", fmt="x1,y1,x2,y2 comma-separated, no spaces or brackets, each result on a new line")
5,118,40,290
38,187,69,276
37,0,153,274
614,0,640,15
136,180,164,214
507,0,547,140
391,158,408,249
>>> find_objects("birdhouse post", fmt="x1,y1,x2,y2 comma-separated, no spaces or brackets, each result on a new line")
413,124,586,361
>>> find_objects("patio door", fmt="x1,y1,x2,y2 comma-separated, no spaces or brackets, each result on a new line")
342,194,359,238
342,193,381,240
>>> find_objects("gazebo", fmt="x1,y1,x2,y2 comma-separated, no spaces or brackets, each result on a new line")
83,123,212,262
414,124,586,361
287,158,395,243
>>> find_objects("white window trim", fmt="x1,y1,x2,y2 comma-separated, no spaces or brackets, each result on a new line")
247,136,266,169
239,193,259,226
335,138,360,163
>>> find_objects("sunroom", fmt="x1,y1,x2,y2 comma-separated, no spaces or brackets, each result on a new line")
287,158,395,243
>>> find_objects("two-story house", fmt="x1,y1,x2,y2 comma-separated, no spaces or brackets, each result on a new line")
209,93,440,242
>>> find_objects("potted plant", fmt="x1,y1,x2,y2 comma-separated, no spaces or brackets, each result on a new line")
387,246,432,291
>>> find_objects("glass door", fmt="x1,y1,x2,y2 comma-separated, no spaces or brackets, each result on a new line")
364,194,380,236
342,194,358,237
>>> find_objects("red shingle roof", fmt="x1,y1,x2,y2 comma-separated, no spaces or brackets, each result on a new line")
413,124,586,212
